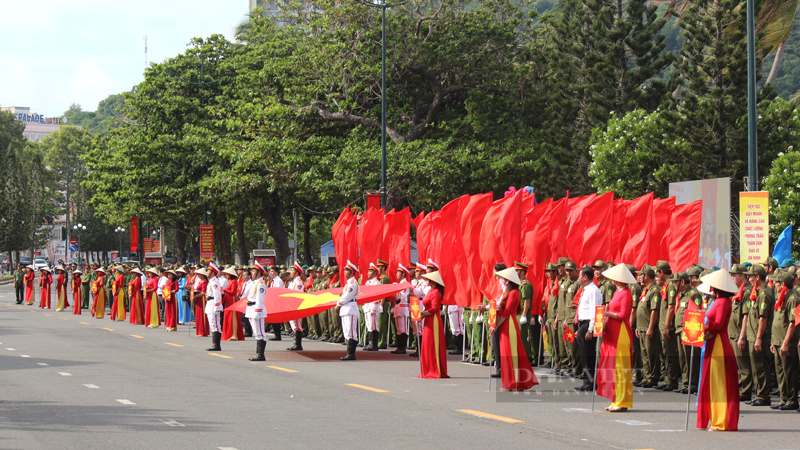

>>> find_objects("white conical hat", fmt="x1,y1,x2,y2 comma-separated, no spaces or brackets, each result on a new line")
422,271,445,288
602,264,636,285
494,267,521,285
697,283,712,296
700,269,738,294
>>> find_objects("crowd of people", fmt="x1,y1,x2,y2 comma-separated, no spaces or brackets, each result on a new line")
12,254,796,431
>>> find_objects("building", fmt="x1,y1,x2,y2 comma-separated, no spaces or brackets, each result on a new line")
0,106,65,142
249,0,282,16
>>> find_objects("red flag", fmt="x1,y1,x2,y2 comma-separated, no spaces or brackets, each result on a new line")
521,197,553,314
581,191,614,266
130,218,139,252
565,194,595,265
549,195,568,261
382,207,410,283
649,197,675,265
437,196,472,306
415,210,434,265
621,192,653,268
333,207,358,284
562,326,576,343
358,208,385,283
410,296,422,321
411,211,425,230
459,193,493,307
669,200,702,271
611,199,628,263
479,192,522,300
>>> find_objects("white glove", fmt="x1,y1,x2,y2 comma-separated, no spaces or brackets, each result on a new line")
536,315,543,325
476,315,483,324
469,315,473,324
519,315,528,325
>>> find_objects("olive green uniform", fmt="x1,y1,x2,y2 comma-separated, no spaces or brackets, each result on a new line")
729,283,752,396
629,283,643,381
675,287,703,389
14,269,25,304
82,270,94,309
316,278,331,340
546,279,560,368
328,276,343,341
746,284,775,402
468,306,488,363
598,278,616,305
557,276,581,374
517,280,534,361
307,279,321,338
658,282,680,388
771,287,799,407
636,283,661,385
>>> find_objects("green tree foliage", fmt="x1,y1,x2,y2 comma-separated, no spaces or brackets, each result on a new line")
63,95,126,135
763,147,800,244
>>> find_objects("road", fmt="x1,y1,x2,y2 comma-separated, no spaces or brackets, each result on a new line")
0,283,796,450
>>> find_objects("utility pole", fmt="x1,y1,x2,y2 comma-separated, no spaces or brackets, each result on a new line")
746,0,758,191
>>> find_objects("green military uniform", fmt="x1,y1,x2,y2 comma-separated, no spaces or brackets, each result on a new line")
377,267,392,349
468,302,488,363
746,275,775,402
599,278,616,305
673,273,703,390
104,269,114,315
14,266,25,304
657,272,680,389
771,272,799,408
306,269,321,339
728,265,753,397
557,261,581,375
316,272,331,340
636,280,661,386
327,268,343,342
545,270,560,369
82,266,95,309
628,274,643,382
517,277,534,362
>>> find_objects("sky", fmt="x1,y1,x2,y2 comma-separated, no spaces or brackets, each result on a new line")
0,0,248,117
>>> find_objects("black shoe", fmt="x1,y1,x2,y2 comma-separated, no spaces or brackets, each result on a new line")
770,403,785,410
409,351,419,357
481,361,490,366
780,404,800,411
287,334,303,351
740,394,750,402
206,332,222,351
633,381,643,387
577,373,587,380
745,399,754,405
750,399,771,406
654,384,666,390
542,362,552,369
248,340,266,361
268,336,281,341
663,385,678,392
659,376,665,382
491,372,501,378
677,388,688,394
574,384,592,391
641,382,656,388
340,339,357,361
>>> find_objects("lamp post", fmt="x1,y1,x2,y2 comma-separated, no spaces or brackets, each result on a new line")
115,227,126,261
356,0,406,208
746,0,758,191
73,223,86,267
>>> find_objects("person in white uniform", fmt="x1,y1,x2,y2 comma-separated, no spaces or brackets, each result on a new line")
205,263,224,351
267,266,285,341
246,262,268,361
391,264,411,354
287,262,305,351
337,261,360,361
363,262,383,351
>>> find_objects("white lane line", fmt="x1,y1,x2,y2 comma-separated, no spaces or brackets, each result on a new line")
159,419,184,427
218,447,239,450
58,372,72,376
6,348,16,351
83,384,99,389
116,399,136,405
20,355,30,358
615,420,653,426
37,363,48,366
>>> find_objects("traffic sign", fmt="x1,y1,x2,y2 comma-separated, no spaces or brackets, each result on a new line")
70,245,77,252
70,238,77,245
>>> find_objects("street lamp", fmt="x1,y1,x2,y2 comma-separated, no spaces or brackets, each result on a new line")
73,223,86,266
115,227,126,261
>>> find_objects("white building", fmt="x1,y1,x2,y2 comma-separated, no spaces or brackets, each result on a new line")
1,106,65,142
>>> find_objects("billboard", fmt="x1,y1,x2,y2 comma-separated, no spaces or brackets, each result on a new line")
669,177,731,269
739,191,769,264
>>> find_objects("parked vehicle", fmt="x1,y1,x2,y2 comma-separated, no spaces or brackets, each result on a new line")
33,258,48,270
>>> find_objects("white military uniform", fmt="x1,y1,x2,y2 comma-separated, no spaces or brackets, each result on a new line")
363,276,383,332
448,304,465,336
338,276,360,341
245,276,267,340
393,281,410,335
205,275,223,333
288,276,304,332
271,276,284,288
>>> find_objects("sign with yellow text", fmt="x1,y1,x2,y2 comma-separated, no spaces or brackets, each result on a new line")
682,310,705,347
409,296,421,322
739,191,769,264
488,299,497,328
593,305,605,337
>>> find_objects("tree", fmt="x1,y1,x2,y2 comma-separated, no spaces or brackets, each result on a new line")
763,148,800,248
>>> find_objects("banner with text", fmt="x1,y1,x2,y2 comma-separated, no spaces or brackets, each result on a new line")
200,225,214,263
130,218,139,252
143,238,153,254
739,191,769,264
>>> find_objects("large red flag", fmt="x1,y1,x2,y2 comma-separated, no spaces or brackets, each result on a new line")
565,194,596,265
333,207,358,283
411,211,425,230
383,207,410,283
459,193,493,307
550,195,569,261
649,197,675,266
357,208,384,283
669,200,702,272
582,191,614,266
437,196,472,306
621,192,653,268
522,197,553,309
479,192,522,300
611,199,629,263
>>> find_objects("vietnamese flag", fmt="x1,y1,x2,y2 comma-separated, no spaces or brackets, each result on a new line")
649,197,675,266
581,191,614,266
521,197,552,313
611,199,629,264
333,207,358,284
669,200,702,272
479,192,522,300
621,192,653,268
382,207,410,282
437,196,472,306
358,207,384,284
549,194,568,261
459,193,492,307
562,326,576,343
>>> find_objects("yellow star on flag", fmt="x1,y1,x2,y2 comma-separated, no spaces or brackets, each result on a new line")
280,292,340,310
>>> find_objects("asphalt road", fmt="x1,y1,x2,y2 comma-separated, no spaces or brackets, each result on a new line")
0,283,798,450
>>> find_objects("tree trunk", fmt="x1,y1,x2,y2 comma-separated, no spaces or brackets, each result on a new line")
235,214,247,265
213,215,233,264
174,220,187,265
302,212,313,266
766,42,786,85
258,194,291,265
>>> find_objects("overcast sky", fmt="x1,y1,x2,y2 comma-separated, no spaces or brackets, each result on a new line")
0,0,247,117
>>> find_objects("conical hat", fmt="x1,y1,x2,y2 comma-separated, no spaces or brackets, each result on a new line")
700,269,738,294
72,270,82,276
54,265,65,272
131,268,143,276
145,267,159,276
602,264,636,284
422,271,445,288
494,267,521,285
222,267,238,277
697,283,712,296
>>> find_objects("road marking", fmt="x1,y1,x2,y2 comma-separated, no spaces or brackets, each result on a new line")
79,322,90,325
130,335,145,339
28,310,36,313
102,328,114,332
6,348,15,351
165,343,184,347
43,313,52,316
60,317,69,320
346,383,389,393
209,353,233,359
615,420,653,426
83,384,99,389
457,409,523,424
159,419,185,427
20,355,30,358
267,366,298,373
17,306,25,309
37,363,48,366
58,372,72,376
562,408,592,413
218,448,239,450
116,399,136,405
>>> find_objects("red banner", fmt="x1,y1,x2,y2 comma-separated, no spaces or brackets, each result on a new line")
488,298,498,328
143,238,153,253
409,296,422,322
367,194,381,211
153,240,161,253
357,208,384,284
562,325,576,343
130,218,139,252
682,310,705,347
669,200,703,272
593,305,605,337
200,225,214,263
255,257,275,267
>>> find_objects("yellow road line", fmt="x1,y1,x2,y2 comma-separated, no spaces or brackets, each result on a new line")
28,310,36,313
457,409,523,424
267,365,299,373
346,383,389,393
43,314,52,316
130,335,145,339
17,307,25,310
79,322,90,325
165,343,184,347
60,318,69,320
209,353,233,359
102,328,115,332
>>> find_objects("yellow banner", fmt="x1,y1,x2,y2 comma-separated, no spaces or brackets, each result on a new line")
739,191,769,264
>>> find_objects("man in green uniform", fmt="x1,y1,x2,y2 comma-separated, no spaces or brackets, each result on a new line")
655,260,680,391
729,264,753,400
13,263,25,304
769,271,798,410
635,264,661,388
557,260,581,377
591,260,616,305
627,264,644,384
746,264,775,406
83,263,96,309
672,271,703,394
514,262,534,362
316,267,331,341
305,266,321,339
543,263,560,370
376,259,393,349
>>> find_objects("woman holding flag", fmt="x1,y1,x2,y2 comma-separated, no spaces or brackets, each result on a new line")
72,269,83,315
597,264,636,412
418,271,449,379
54,266,69,311
128,268,144,324
696,269,739,431
488,267,538,391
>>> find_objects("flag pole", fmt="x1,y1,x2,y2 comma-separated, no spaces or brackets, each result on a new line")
591,336,601,412
685,346,695,431
487,322,493,392
461,313,468,362
468,312,476,363
537,316,544,366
